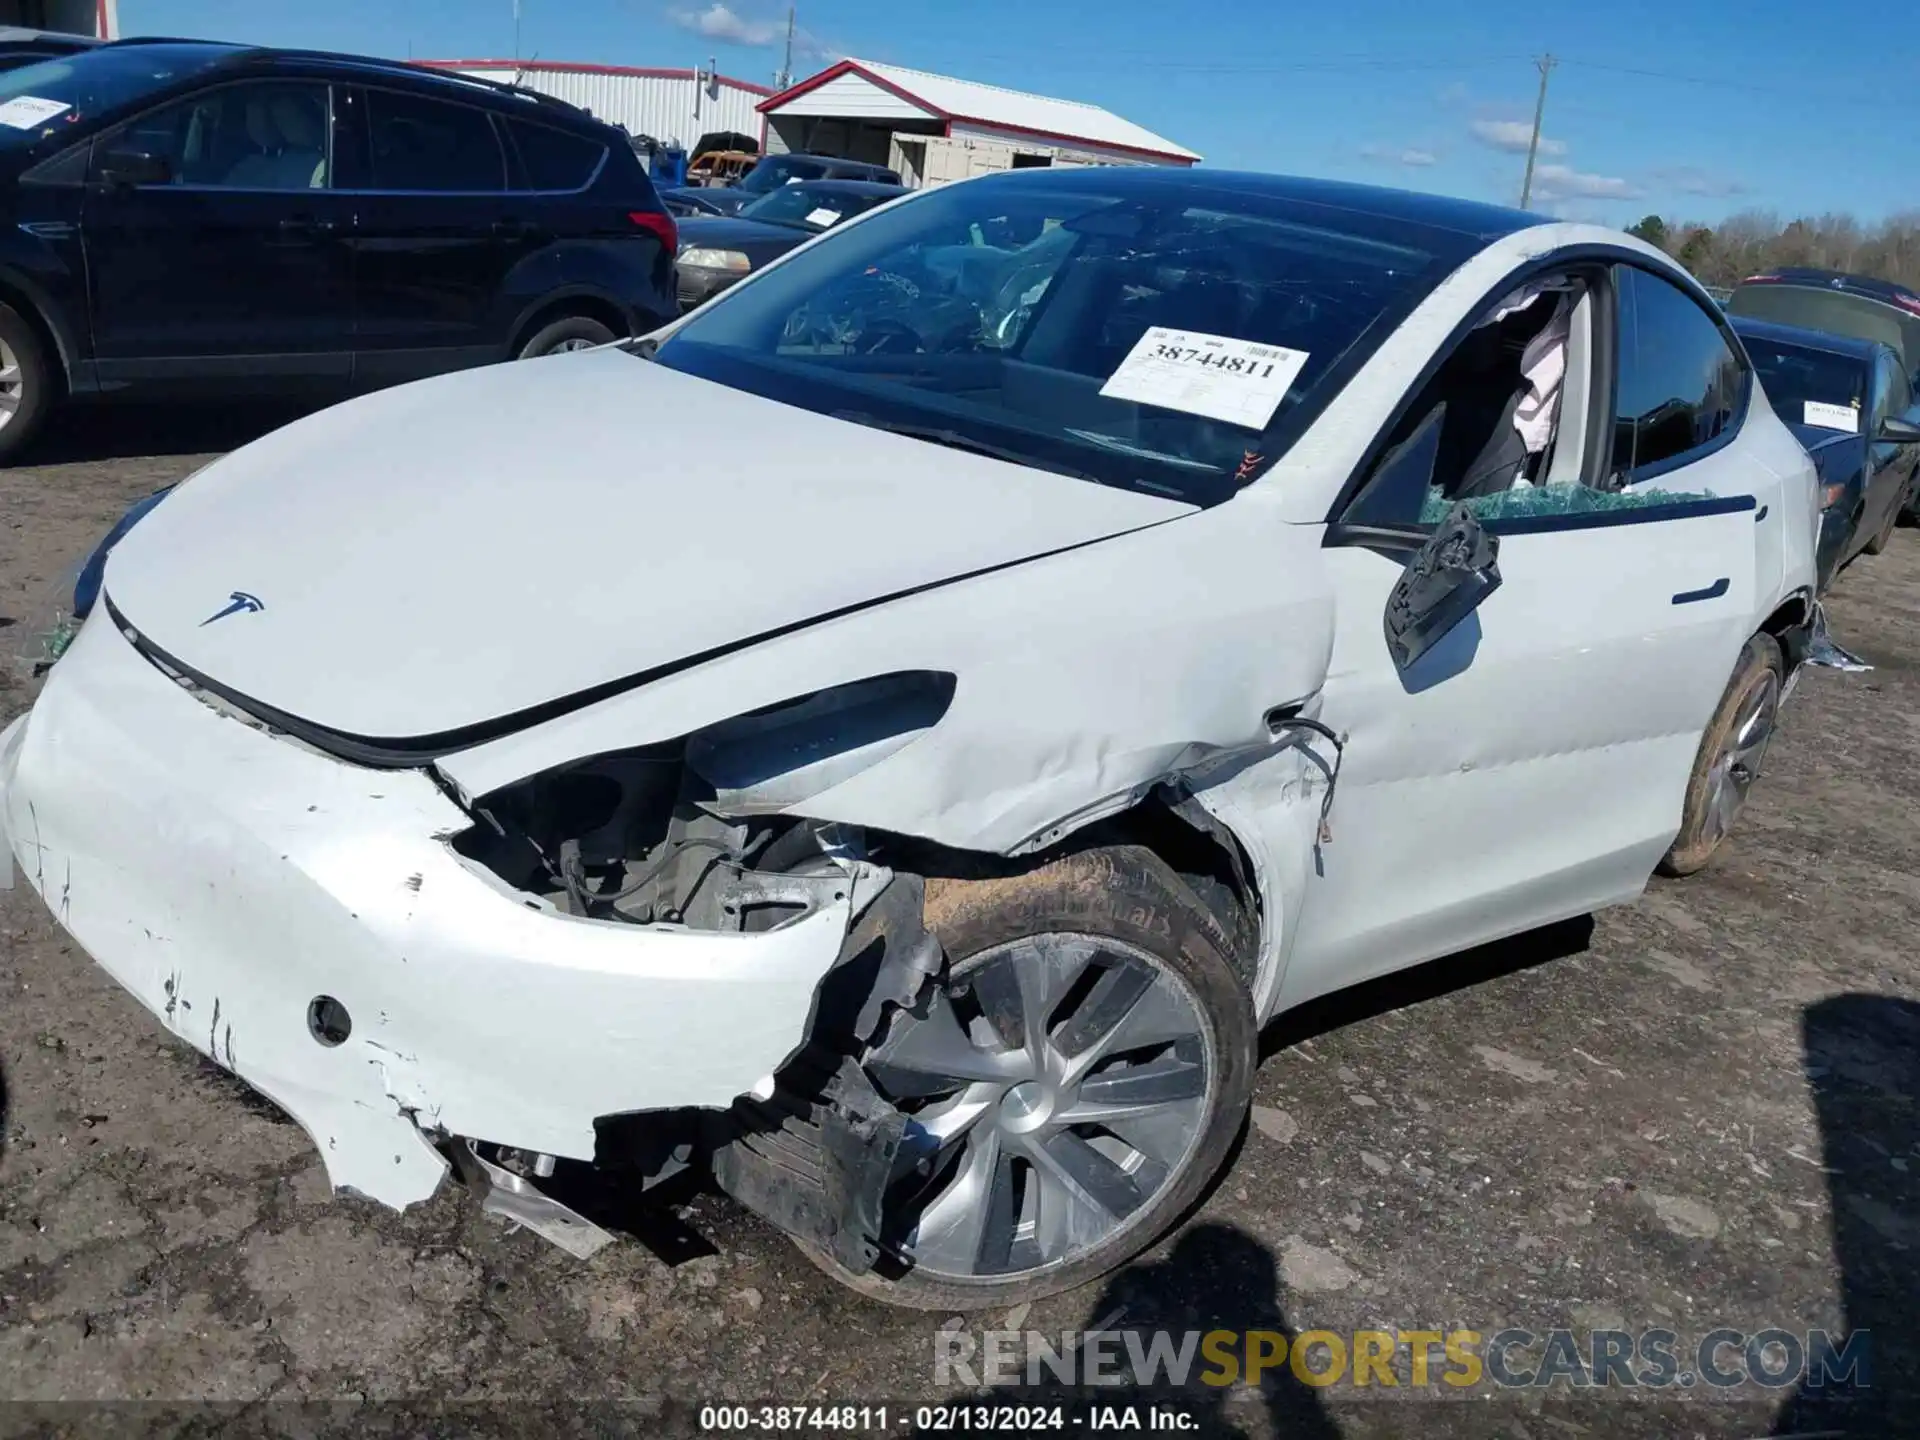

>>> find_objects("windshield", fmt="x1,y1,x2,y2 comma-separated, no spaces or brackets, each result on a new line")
1745,337,1868,429
738,182,895,232
0,44,232,145
1730,284,1920,375
739,154,830,195
655,173,1446,505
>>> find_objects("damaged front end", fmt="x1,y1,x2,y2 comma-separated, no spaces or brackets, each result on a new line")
0,613,966,1254
442,673,960,1270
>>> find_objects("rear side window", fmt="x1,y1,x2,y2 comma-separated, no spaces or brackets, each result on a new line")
365,89,504,192
505,117,603,191
1611,266,1745,478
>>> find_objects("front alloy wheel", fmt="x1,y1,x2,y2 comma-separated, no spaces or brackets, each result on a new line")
803,846,1256,1310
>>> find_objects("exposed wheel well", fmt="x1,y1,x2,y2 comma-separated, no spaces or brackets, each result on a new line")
882,789,1264,989
1759,589,1815,670
510,294,629,355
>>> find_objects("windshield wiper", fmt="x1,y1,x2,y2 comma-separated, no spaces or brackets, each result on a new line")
830,412,1101,483
1064,428,1224,472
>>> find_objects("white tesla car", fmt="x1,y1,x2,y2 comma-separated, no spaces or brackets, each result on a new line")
1,169,1818,1308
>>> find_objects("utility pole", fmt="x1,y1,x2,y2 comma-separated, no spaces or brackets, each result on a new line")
512,0,522,62
777,6,796,90
1518,52,1555,210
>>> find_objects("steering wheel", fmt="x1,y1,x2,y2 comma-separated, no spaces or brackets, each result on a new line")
853,319,925,356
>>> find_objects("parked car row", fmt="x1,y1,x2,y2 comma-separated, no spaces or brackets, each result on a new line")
5,165,1847,1312
0,37,681,459
1726,269,1920,586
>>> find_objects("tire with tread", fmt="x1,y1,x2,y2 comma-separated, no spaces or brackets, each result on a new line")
1659,633,1784,877
797,843,1257,1310
0,302,53,464
516,313,617,359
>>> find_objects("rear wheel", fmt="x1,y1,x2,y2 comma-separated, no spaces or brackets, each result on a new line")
516,314,617,359
798,845,1256,1310
0,303,54,464
1659,634,1784,877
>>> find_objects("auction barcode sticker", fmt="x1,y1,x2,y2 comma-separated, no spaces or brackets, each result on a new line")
0,97,70,130
1099,326,1310,430
1803,399,1859,433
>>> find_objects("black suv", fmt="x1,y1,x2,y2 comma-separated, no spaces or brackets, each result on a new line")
0,40,680,460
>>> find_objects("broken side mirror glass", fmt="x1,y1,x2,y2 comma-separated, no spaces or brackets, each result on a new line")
1383,502,1503,671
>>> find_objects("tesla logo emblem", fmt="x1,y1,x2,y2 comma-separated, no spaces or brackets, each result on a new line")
199,591,264,626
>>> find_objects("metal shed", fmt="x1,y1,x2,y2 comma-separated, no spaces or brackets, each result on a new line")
757,58,1199,186
0,0,116,37
421,60,771,151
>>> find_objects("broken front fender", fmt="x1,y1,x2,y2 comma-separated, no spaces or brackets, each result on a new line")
0,614,855,1210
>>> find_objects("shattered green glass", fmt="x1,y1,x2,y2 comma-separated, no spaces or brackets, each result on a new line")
1418,484,1717,525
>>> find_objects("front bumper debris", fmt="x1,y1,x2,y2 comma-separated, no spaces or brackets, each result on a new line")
1804,600,1871,673
0,612,856,1212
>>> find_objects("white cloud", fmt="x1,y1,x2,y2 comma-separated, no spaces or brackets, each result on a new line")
1360,143,1439,168
669,3,782,46
1533,162,1642,200
1469,118,1565,156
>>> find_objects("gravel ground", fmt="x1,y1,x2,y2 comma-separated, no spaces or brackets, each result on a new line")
1,405,1916,1439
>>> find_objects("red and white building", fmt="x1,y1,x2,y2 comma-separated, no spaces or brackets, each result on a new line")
0,0,117,37
757,58,1199,185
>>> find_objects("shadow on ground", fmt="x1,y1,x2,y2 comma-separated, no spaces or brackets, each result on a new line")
25,397,332,465
916,1223,1340,1438
1259,914,1595,1061
1773,993,1920,1435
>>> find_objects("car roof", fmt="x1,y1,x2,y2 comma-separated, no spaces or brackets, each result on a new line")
777,152,892,167
1730,314,1886,364
779,178,908,197
91,38,600,126
1738,267,1920,310
960,167,1547,256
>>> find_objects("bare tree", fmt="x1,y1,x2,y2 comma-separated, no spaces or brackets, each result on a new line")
1645,207,1920,291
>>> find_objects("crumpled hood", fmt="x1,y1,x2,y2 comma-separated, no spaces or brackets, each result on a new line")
102,349,1188,743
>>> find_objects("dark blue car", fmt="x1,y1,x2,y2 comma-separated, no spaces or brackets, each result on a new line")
0,39,680,461
1734,315,1920,588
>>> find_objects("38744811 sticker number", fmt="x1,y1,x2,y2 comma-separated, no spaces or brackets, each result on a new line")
1098,326,1311,431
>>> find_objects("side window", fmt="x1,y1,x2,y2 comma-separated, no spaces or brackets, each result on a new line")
1344,273,1593,527
1872,351,1908,427
1611,266,1746,478
364,90,505,192
103,81,332,190
504,118,604,191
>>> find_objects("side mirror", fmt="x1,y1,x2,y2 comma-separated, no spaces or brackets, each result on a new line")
95,148,171,189
1384,503,1503,670
1875,416,1920,444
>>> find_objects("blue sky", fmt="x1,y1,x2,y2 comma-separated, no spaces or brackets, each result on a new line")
125,0,1914,224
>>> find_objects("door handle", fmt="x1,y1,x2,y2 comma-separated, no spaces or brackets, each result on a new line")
491,218,538,239
1672,577,1730,605
276,216,338,239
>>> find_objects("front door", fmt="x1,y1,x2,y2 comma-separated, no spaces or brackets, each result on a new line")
81,78,354,382
1865,351,1919,532
1276,263,1762,1007
340,84,516,383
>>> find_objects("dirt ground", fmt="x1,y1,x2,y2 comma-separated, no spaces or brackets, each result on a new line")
1,404,1916,1439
